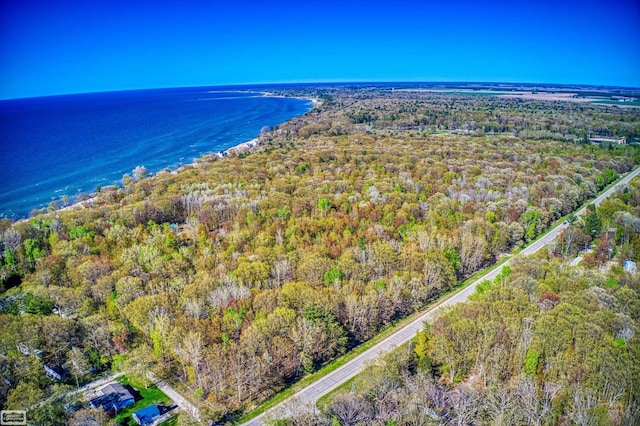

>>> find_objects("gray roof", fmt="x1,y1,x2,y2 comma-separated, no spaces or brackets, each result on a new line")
89,382,134,409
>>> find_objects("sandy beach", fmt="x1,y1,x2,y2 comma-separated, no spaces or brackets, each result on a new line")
260,91,320,107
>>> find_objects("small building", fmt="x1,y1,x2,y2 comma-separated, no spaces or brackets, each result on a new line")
623,260,637,274
89,382,135,414
44,364,67,380
132,404,161,425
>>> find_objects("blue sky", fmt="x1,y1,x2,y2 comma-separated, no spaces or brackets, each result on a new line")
1,0,639,99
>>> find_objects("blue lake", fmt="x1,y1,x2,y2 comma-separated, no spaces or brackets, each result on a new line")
0,87,312,219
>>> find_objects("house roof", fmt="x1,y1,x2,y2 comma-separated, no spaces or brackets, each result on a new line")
44,364,67,379
133,404,160,424
89,382,134,409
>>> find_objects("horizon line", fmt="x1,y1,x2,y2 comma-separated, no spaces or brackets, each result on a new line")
2,80,640,101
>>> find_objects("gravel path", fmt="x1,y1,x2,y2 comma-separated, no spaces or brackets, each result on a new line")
148,373,201,423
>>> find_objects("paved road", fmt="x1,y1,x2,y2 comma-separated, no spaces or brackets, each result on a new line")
72,371,125,397
149,373,201,423
29,371,125,411
244,167,640,425
45,371,200,423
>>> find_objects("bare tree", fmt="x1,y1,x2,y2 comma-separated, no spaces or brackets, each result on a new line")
569,385,598,426
269,398,330,426
69,408,113,426
184,298,207,319
328,393,374,426
2,228,21,252
227,342,249,404
402,373,445,424
270,255,294,288
132,165,150,182
208,281,251,311
486,385,517,426
182,331,204,388
514,377,559,426
445,385,481,426
202,344,226,401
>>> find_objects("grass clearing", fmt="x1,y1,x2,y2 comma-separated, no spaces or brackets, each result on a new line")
159,415,179,426
591,99,640,107
113,376,171,426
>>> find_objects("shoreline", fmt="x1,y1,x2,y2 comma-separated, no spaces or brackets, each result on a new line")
47,95,320,219
55,135,262,215
52,136,261,216
260,91,321,108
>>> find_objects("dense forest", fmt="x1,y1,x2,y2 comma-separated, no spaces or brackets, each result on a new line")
0,87,639,424
278,86,640,142
277,177,640,425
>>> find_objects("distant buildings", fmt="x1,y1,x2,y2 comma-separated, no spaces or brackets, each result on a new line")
611,96,635,103
88,382,135,414
132,404,161,425
15,342,66,380
589,136,627,145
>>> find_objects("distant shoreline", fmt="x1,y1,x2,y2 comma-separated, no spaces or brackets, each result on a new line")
50,95,318,219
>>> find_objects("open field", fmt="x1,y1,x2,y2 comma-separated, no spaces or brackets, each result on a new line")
497,91,593,102
397,87,639,106
591,99,640,107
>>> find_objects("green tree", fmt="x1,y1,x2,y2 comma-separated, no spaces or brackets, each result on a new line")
423,249,457,297
524,348,540,376
522,208,541,241
68,346,92,388
323,267,343,286
318,198,332,215
5,381,44,410
444,248,462,274
414,328,432,371
24,293,54,315
234,259,270,288
584,204,602,237
296,305,347,372
123,344,156,388
69,225,95,240
23,238,43,265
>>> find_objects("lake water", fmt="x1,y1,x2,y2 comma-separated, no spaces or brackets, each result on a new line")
0,87,312,219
